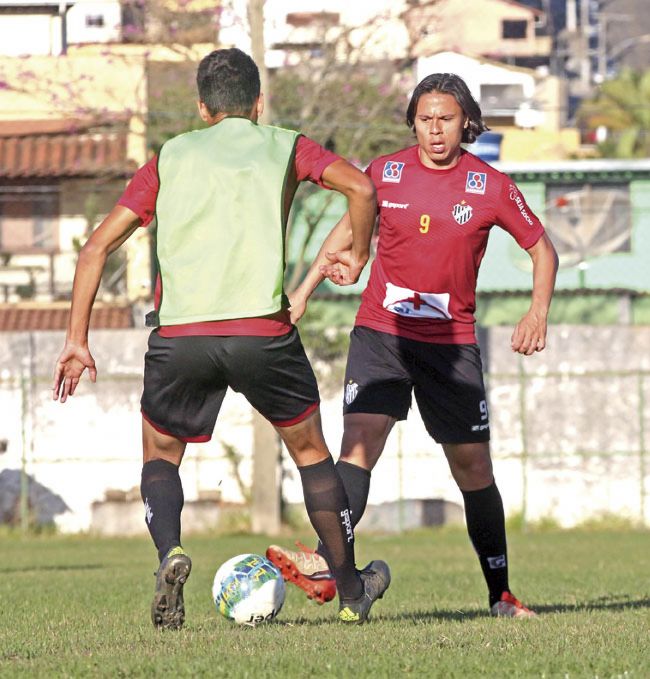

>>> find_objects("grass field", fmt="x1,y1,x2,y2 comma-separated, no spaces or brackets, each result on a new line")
1,527,648,677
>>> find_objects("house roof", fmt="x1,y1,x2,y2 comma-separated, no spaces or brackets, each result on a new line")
0,303,135,331
418,49,542,77
0,119,137,179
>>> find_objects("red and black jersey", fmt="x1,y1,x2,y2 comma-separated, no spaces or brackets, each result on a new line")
357,146,545,344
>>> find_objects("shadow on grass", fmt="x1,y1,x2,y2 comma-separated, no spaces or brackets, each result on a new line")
279,596,650,626
0,564,104,574
533,596,650,615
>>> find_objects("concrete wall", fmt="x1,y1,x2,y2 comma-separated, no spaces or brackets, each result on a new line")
1,325,648,533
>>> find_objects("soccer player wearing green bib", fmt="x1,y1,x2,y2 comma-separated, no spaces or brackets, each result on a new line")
53,48,390,629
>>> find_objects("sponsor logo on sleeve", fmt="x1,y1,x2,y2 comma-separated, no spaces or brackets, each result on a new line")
382,161,405,183
508,184,535,226
465,171,487,194
452,200,473,225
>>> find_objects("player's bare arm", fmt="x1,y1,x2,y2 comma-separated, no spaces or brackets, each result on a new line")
511,232,559,355
288,212,353,322
53,205,141,402
288,161,376,323
320,159,376,283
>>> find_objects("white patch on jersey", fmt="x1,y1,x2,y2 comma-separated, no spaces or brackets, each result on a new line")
452,202,473,225
382,161,405,183
345,381,359,405
381,199,409,209
465,171,487,194
383,282,452,320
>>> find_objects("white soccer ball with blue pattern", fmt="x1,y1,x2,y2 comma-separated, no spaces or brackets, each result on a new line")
212,553,286,625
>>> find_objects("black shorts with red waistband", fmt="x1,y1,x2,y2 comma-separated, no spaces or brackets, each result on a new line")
141,328,319,442
342,326,490,444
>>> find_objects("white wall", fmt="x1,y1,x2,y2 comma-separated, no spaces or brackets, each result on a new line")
416,52,537,102
0,14,61,56
2,326,649,533
67,0,122,45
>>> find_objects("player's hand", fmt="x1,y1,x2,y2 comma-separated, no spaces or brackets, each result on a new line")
288,293,308,324
52,340,97,403
319,250,366,286
511,310,547,355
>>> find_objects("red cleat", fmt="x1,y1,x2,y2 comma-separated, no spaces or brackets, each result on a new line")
266,542,337,605
490,591,537,618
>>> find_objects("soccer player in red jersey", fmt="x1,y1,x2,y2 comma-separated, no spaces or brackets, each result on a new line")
52,48,390,628
267,73,558,618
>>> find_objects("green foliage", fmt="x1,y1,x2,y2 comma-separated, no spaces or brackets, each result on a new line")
578,68,650,158
271,67,412,164
146,60,205,154
1,529,648,676
506,511,562,532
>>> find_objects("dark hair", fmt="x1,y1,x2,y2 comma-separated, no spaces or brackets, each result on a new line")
196,48,261,116
405,73,488,143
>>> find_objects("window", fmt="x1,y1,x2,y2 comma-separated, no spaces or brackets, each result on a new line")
85,15,105,28
0,189,59,254
545,183,631,263
502,20,527,39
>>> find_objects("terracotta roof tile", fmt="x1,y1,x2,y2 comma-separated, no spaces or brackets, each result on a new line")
0,119,137,178
0,304,135,331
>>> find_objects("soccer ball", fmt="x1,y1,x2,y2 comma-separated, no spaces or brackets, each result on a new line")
212,553,285,625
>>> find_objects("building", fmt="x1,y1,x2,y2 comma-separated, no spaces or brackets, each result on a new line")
405,0,552,66
220,0,410,65
0,117,136,303
416,51,578,161
0,0,122,57
0,2,217,307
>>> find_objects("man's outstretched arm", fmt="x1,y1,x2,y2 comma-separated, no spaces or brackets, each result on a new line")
289,160,376,323
53,205,141,402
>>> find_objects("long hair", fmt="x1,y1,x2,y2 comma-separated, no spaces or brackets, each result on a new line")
405,73,488,143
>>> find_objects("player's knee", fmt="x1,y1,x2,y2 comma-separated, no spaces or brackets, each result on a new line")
453,455,493,485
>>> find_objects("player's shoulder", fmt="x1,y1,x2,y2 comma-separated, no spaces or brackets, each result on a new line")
459,151,508,195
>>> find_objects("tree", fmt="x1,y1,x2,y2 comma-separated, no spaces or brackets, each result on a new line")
270,39,414,293
578,68,650,158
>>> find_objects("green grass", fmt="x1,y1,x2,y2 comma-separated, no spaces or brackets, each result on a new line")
1,528,649,677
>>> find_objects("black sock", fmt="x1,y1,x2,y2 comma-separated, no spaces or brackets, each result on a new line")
462,481,509,607
317,460,371,561
298,457,362,600
140,459,184,562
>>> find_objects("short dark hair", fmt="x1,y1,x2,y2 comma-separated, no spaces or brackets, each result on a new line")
405,73,488,143
196,48,261,116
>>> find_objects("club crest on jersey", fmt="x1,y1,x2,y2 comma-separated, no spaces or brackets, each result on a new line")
465,171,487,194
452,201,473,225
382,161,405,183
